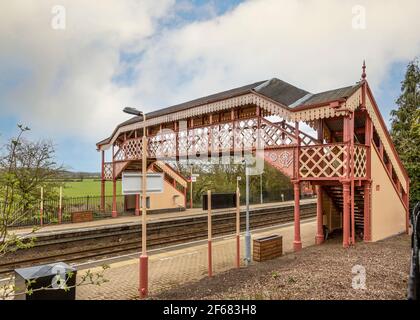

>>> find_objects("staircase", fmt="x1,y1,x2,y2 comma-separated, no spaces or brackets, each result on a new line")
323,185,365,237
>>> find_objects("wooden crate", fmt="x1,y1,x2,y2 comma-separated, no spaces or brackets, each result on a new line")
253,235,282,262
71,211,93,223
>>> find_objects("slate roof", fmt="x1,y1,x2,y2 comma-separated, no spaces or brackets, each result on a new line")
298,83,362,107
97,78,362,146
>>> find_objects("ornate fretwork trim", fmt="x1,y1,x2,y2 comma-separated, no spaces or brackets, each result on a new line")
102,92,360,149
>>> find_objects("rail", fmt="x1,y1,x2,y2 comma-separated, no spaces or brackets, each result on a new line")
299,143,348,179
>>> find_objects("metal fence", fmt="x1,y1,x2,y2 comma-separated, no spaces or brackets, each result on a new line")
2,195,129,227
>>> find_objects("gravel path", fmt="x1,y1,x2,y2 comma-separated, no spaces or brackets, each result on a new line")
154,233,410,300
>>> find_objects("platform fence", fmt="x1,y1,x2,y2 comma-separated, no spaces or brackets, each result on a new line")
1,195,128,227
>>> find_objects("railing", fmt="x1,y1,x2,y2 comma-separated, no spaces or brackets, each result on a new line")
353,144,367,178
3,195,127,227
104,162,113,180
299,143,348,179
111,117,305,163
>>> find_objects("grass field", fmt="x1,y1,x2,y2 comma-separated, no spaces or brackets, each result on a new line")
62,179,122,197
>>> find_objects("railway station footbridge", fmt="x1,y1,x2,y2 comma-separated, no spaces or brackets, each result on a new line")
97,63,409,250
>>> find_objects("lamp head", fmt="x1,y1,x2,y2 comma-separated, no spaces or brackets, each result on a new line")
123,107,143,118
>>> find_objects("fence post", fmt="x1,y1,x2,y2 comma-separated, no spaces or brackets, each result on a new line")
40,187,44,227
58,186,62,224
207,190,212,277
86,196,89,211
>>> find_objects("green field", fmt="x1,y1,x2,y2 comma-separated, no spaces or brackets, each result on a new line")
62,179,122,197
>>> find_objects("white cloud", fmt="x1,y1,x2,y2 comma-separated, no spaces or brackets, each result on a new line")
0,0,175,141
133,0,420,106
0,0,419,146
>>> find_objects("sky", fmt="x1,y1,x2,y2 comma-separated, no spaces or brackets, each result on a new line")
0,0,419,172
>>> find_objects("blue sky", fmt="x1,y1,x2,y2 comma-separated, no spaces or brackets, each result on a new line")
0,0,419,172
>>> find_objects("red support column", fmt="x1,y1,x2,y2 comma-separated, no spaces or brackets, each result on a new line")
111,145,117,218
363,181,372,242
350,112,355,245
112,178,117,218
293,181,302,251
342,181,351,248
364,110,372,242
139,255,148,298
315,185,324,244
100,150,105,212
365,114,372,178
183,186,187,209
135,194,140,216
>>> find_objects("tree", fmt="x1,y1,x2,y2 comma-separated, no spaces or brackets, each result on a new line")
0,126,64,227
0,125,108,299
390,58,420,209
173,158,292,206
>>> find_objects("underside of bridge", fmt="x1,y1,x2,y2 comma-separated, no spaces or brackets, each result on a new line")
96,64,410,250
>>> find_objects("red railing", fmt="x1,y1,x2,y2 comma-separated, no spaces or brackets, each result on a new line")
299,143,348,179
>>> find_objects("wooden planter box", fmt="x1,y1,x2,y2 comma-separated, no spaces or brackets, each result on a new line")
253,235,282,262
71,211,93,223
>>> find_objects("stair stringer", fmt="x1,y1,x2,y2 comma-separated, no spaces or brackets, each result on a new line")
261,147,295,179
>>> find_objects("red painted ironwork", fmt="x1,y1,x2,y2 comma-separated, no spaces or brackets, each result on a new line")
363,181,372,241
342,181,351,248
293,181,302,251
299,143,347,179
101,150,105,212
139,255,148,298
315,185,324,245
135,194,140,216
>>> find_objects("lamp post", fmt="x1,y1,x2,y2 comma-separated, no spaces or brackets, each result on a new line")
242,161,251,266
123,107,148,299
260,173,263,204
236,176,241,190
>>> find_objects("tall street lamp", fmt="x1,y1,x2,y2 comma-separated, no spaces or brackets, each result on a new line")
123,107,148,298
242,160,251,266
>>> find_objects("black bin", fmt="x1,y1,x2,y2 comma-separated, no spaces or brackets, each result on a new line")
202,193,237,210
14,262,77,300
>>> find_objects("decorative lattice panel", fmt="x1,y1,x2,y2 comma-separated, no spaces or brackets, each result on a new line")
111,117,318,162
260,120,296,148
299,144,347,178
188,127,209,157
123,139,143,160
353,145,367,178
104,163,113,180
273,121,317,146
149,131,176,159
235,119,257,150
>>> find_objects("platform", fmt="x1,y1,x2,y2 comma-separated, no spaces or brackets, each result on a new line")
76,216,318,300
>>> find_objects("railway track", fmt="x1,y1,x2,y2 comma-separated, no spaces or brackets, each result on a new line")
0,201,316,275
